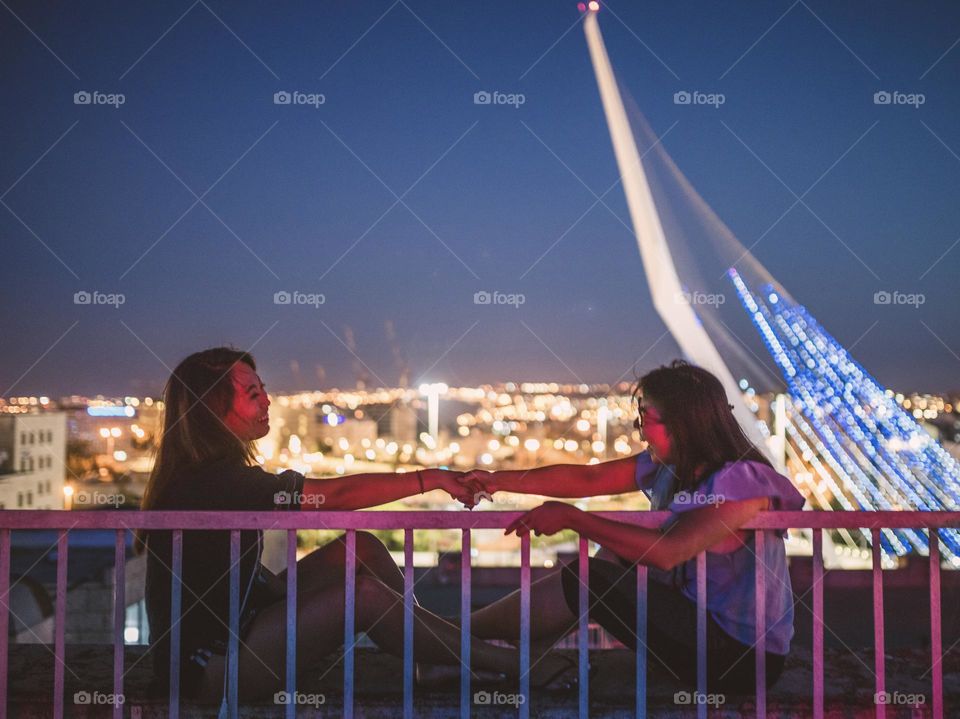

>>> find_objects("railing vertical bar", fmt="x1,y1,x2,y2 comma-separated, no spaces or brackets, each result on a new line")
635,563,647,719
812,529,823,719
696,550,706,719
755,529,767,718
578,535,589,719
519,532,531,719
285,529,297,719
228,530,241,719
53,529,68,719
872,528,885,719
113,529,125,719
344,529,357,719
403,528,414,719
929,529,943,719
169,530,183,719
0,529,10,719
460,529,472,719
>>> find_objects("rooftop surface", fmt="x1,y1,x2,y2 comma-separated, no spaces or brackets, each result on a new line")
7,644,956,718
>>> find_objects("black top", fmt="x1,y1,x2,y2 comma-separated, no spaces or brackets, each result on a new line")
143,457,304,683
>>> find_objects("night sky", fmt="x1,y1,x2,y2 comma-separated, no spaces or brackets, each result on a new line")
2,1,959,397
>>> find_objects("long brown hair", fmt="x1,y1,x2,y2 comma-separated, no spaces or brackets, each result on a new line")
134,347,258,553
635,360,770,493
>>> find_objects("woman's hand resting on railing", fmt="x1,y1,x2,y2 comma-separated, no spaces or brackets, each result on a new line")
504,501,580,536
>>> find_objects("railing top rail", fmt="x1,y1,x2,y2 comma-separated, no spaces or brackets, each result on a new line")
0,510,958,530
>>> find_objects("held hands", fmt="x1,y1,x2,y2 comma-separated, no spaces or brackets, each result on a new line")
459,469,496,494
421,468,487,509
425,469,580,535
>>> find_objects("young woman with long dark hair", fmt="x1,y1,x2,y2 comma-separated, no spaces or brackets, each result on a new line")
139,347,573,703
463,360,804,692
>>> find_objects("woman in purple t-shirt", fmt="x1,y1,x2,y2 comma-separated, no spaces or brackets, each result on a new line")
465,360,804,693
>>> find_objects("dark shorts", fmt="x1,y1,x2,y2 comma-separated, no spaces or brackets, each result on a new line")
560,557,786,694
181,569,285,699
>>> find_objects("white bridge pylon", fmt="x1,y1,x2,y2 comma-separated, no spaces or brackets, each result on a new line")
582,9,771,457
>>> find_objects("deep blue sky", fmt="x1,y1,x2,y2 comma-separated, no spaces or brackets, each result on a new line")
2,1,959,397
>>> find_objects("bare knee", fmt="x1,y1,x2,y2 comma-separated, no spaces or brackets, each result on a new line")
352,530,388,556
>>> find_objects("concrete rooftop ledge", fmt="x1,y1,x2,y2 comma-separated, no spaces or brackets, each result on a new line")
7,645,957,717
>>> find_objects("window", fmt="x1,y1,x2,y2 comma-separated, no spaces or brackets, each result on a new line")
47,430,53,442
17,493,23,508
26,492,32,506
20,432,26,445
29,432,35,445
38,481,43,494
125,599,149,645
45,480,51,493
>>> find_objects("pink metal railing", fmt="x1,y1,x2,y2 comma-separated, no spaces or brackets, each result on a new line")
0,510,956,719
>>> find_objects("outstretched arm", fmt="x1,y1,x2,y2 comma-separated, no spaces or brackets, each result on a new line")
470,455,640,498
302,468,480,510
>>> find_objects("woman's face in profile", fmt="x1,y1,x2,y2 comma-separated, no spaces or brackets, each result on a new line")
223,362,271,441
636,398,672,464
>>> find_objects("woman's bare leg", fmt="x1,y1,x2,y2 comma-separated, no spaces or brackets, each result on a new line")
469,550,630,663
195,573,570,702
469,565,578,643
276,531,407,596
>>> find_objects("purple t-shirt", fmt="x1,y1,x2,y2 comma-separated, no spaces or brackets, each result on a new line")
634,451,805,654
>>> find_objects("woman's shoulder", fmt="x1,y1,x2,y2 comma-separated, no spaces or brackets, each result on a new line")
154,457,258,505
701,458,804,510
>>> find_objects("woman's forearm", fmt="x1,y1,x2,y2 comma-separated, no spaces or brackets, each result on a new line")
303,472,425,510
490,464,593,497
488,456,637,498
571,512,676,570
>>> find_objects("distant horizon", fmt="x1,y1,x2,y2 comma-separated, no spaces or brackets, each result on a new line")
13,374,960,403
